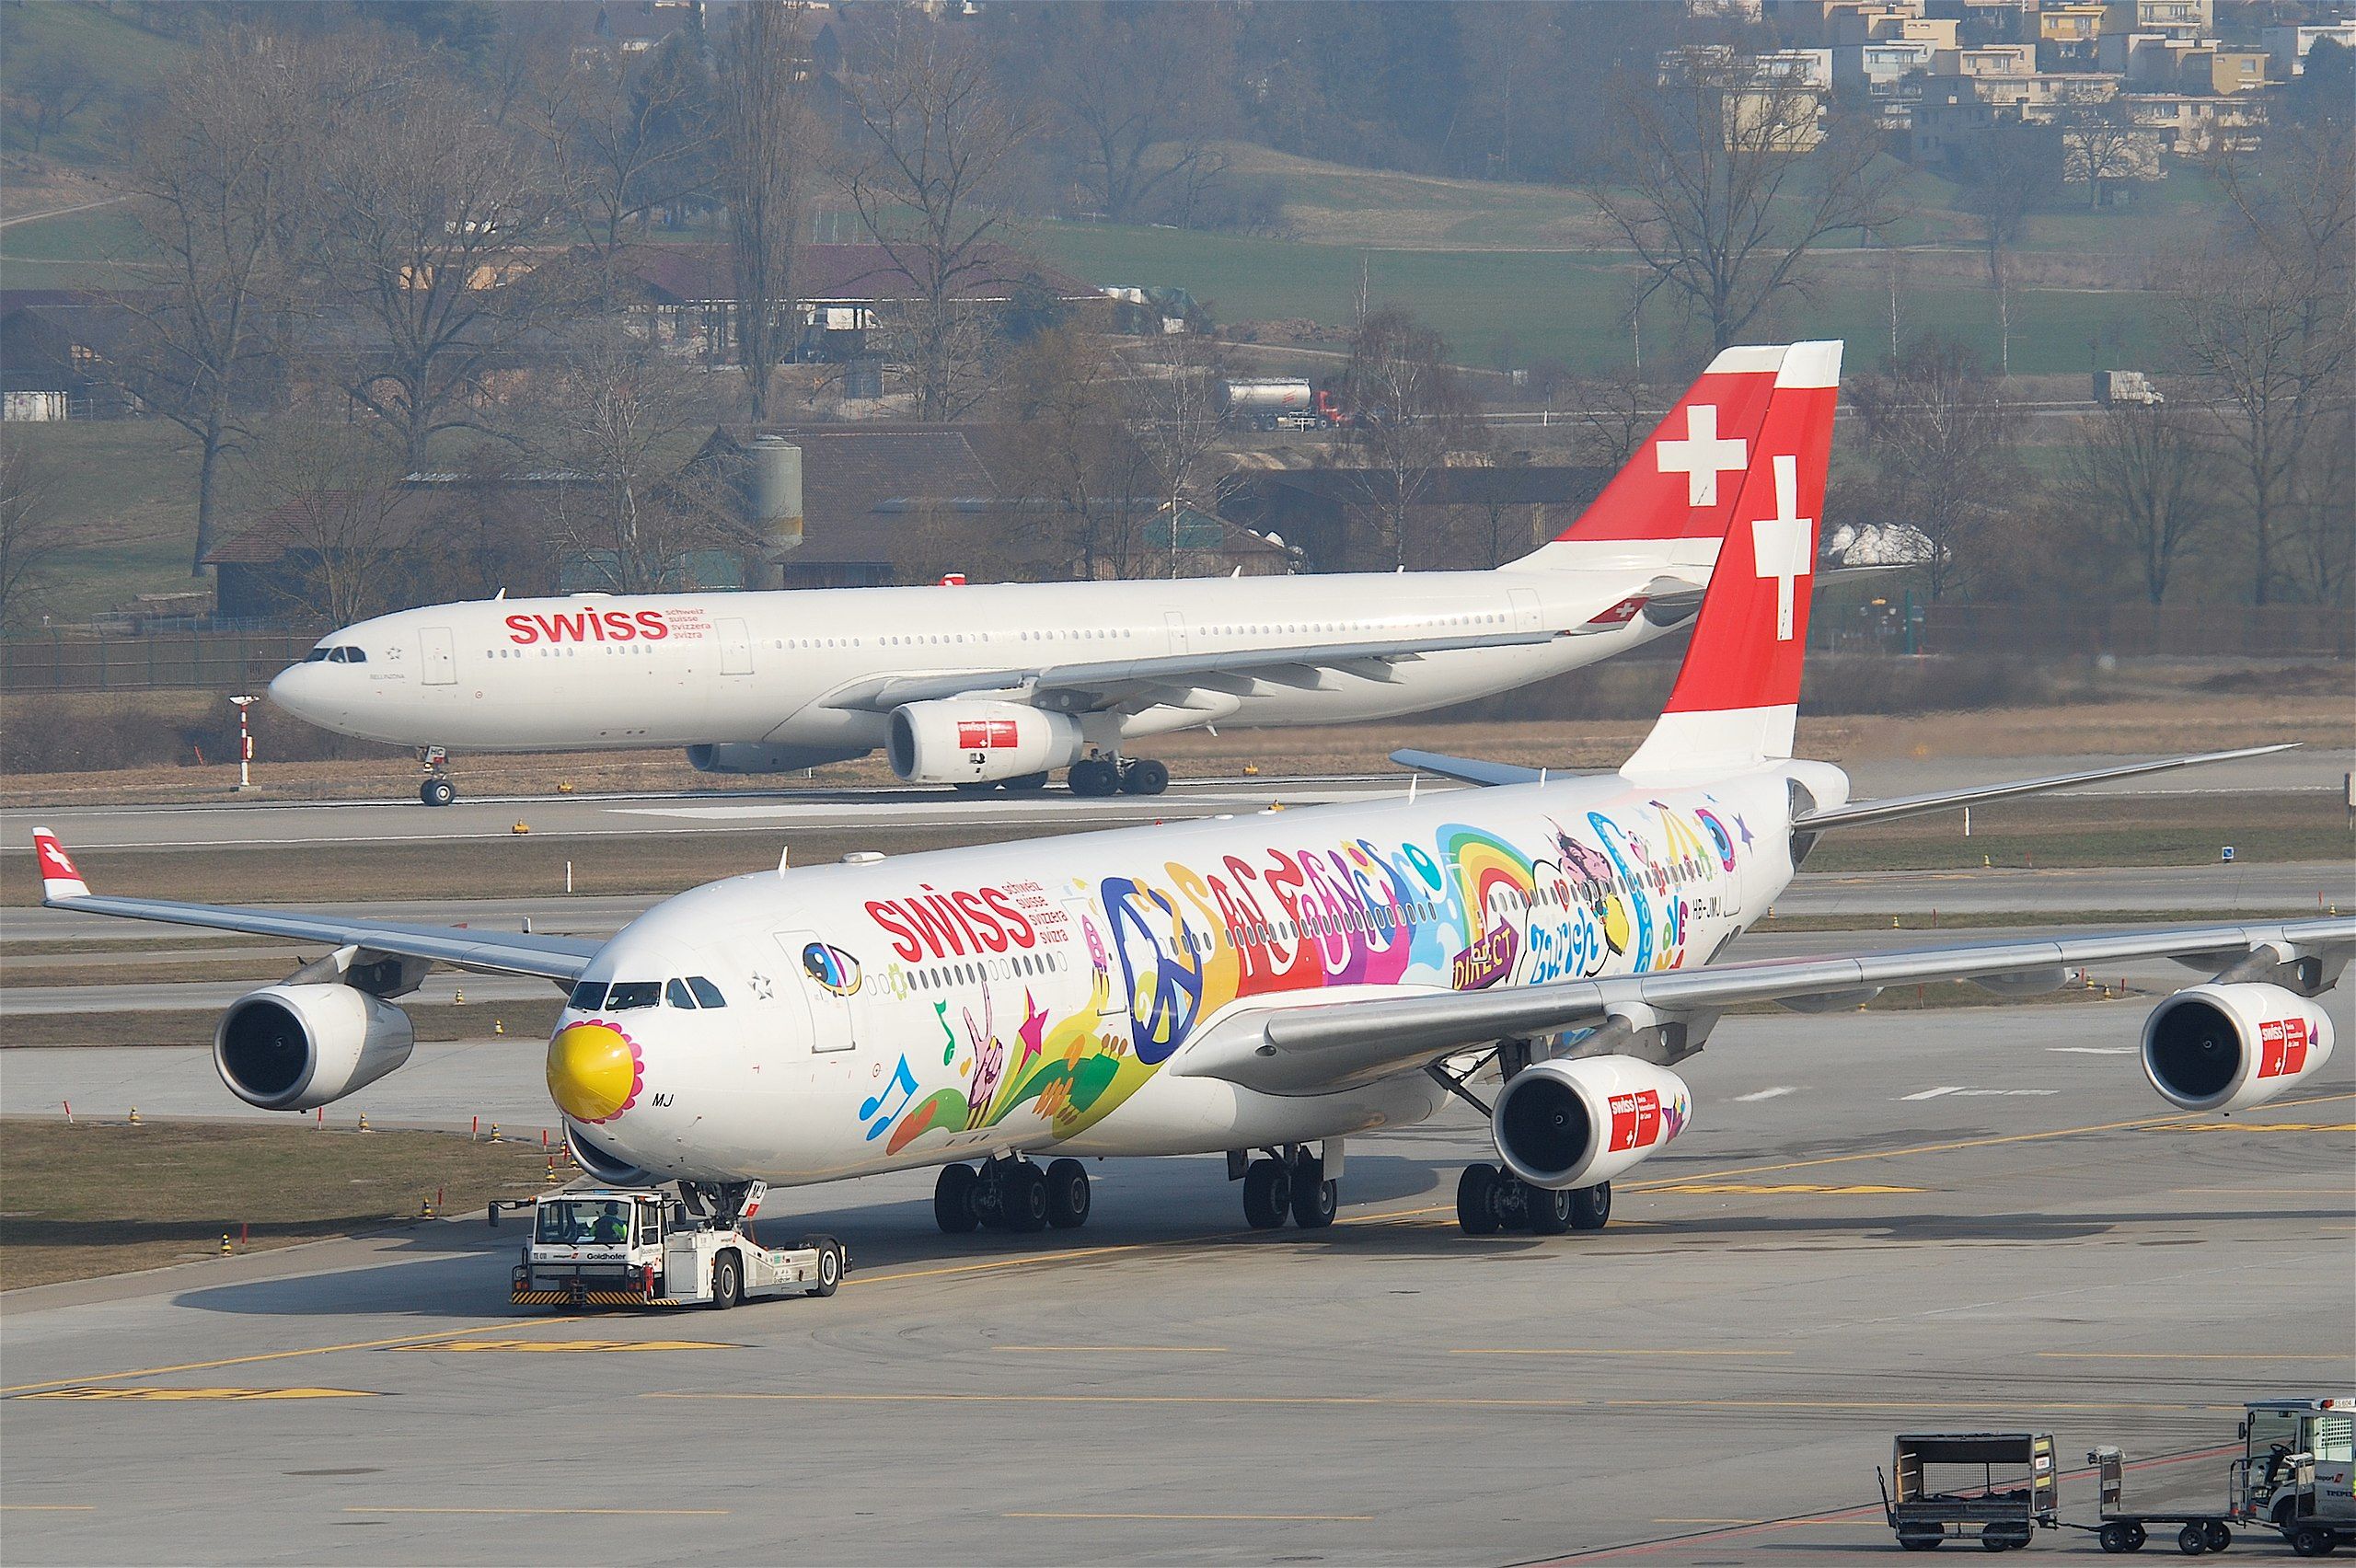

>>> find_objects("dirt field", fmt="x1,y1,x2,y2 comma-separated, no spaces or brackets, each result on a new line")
0,1121,560,1291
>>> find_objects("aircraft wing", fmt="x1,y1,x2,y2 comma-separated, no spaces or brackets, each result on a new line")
824,627,1608,714
1169,917,2356,1095
32,829,598,983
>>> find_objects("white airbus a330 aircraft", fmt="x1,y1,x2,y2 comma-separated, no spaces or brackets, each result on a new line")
268,344,1831,805
40,341,2347,1245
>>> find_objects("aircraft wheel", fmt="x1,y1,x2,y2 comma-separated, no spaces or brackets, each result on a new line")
1288,1155,1336,1228
421,777,456,808
1005,772,1051,792
934,1163,980,1234
1045,1159,1091,1229
1456,1164,1502,1235
998,1161,1050,1234
1242,1157,1290,1228
1068,759,1119,797
1121,758,1170,795
1527,1185,1574,1235
1570,1182,1612,1230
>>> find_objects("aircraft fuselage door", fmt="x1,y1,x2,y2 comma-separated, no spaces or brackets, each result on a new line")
1164,610,1189,655
778,930,859,1053
422,626,456,686
1508,588,1542,633
720,618,754,676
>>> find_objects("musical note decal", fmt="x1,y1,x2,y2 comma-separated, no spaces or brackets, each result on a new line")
859,1054,918,1140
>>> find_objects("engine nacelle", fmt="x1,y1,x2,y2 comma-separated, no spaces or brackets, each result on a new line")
214,983,415,1112
686,742,866,775
886,699,1084,786
1491,1055,1693,1190
2142,982,2334,1113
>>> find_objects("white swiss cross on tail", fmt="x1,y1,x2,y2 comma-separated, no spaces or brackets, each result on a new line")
32,826,91,901
1752,455,1813,641
1655,403,1748,507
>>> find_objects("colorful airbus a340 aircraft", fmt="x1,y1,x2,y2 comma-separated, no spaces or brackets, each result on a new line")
38,340,2347,1241
266,343,1882,805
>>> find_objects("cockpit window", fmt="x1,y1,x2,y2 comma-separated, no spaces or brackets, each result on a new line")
687,976,726,1009
665,978,697,1009
304,647,332,663
340,646,366,663
605,981,661,1010
568,981,607,1010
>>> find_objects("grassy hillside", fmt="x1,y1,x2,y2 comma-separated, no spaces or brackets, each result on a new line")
10,421,225,619
0,1,184,178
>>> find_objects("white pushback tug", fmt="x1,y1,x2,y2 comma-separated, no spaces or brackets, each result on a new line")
506,1180,845,1309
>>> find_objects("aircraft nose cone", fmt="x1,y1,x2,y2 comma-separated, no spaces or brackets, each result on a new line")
547,1020,645,1124
268,663,326,721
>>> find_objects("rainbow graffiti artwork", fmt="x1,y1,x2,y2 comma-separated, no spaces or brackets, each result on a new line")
848,797,1748,1158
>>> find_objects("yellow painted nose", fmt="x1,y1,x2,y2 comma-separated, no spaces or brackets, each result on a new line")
547,1020,641,1123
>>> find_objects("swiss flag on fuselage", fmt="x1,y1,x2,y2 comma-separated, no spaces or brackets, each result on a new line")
1549,344,1786,546
1657,343,1842,718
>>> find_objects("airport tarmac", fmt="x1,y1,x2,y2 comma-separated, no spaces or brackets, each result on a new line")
4,997,2351,1566
3,746,2345,855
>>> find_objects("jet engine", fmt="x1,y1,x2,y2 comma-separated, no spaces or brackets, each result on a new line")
1491,1055,1693,1190
214,984,415,1112
687,742,868,774
886,699,1084,786
2141,982,2335,1113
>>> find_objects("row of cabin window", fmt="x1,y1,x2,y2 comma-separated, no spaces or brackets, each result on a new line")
1195,611,1507,639
905,950,1069,992
568,976,727,1012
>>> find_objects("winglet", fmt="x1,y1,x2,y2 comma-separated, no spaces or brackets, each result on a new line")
32,827,91,902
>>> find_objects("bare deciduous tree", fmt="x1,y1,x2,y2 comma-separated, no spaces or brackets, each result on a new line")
1587,46,1897,352
1953,119,2061,377
309,54,569,468
995,325,1157,580
527,334,737,594
0,438,66,631
1338,306,1482,571
2170,123,2355,605
1121,329,1228,578
119,29,311,574
1037,3,1233,224
1849,333,2018,601
2053,86,2148,211
719,0,825,422
245,417,414,627
842,9,1040,421
536,39,718,261
15,49,100,153
2061,403,2217,605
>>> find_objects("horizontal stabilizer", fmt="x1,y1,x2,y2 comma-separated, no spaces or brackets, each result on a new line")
1388,750,1545,788
1794,744,2299,832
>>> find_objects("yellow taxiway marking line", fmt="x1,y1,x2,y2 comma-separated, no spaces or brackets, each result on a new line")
1623,1090,2356,1192
649,1391,2241,1414
1449,1349,1795,1358
1008,1511,1371,1522
2038,1352,2353,1362
345,1507,729,1517
389,1340,732,1354
19,1386,378,1401
991,1344,1229,1354
346,1497,725,1506
2175,1122,2356,1133
0,1318,588,1397
1653,1182,1921,1194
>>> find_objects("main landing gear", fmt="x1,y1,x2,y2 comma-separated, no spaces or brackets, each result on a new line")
1456,1166,1611,1236
1233,1144,1340,1231
1066,756,1169,798
933,1157,1092,1234
419,746,456,808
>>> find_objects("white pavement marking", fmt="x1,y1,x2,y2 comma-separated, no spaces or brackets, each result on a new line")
2049,1046,2136,1055
1734,1086,1798,1102
1900,1086,2059,1100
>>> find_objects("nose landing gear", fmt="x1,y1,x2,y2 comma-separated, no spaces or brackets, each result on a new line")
418,747,456,807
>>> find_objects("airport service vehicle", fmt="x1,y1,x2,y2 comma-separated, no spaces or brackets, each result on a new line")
2079,1397,2356,1556
1218,377,1348,430
34,340,2354,1249
1878,1432,2058,1552
508,1181,845,1309
268,344,1838,805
